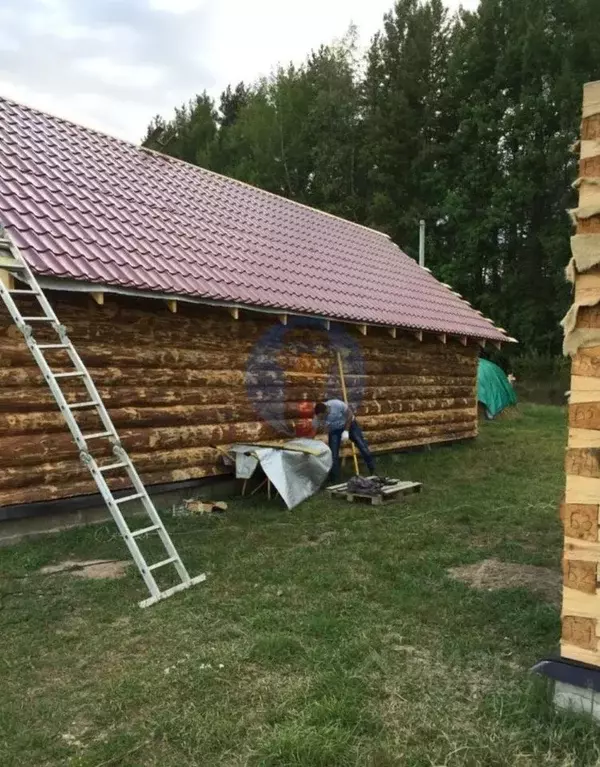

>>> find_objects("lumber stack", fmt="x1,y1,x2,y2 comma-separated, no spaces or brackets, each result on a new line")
0,291,477,506
561,80,600,665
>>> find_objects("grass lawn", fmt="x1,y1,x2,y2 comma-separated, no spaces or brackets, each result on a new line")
1,404,599,766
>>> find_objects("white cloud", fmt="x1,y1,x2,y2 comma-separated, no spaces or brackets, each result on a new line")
0,0,479,142
149,0,207,11
76,57,165,90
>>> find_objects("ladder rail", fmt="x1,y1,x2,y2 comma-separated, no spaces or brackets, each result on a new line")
0,231,204,607
109,445,192,584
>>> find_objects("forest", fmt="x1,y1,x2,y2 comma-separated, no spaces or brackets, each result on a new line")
143,0,600,362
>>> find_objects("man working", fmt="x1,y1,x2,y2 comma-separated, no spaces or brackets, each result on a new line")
312,399,375,481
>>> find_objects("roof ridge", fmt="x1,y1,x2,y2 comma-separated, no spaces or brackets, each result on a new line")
0,92,390,241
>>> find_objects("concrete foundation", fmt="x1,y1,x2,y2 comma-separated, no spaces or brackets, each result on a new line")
554,681,600,722
0,474,239,547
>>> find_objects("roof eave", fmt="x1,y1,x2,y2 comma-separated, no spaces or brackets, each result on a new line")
29,274,514,345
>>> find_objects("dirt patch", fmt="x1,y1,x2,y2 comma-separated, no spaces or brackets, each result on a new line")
40,559,131,580
448,558,561,607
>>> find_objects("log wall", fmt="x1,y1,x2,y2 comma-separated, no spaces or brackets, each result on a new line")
561,81,600,665
0,291,478,507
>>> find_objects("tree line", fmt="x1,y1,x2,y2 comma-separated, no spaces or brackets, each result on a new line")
143,0,600,355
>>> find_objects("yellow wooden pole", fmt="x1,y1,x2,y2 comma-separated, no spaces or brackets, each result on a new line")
336,351,360,475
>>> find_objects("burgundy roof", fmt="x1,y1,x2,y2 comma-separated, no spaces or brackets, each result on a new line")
0,95,507,341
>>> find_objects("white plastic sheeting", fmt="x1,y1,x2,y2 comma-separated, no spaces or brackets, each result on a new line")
226,439,332,510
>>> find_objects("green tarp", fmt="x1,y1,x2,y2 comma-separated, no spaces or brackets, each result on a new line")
477,358,517,419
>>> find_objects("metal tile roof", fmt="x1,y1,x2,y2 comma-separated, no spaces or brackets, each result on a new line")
0,95,508,341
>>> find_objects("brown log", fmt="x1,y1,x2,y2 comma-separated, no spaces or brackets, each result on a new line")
561,503,599,541
562,616,598,651
0,383,476,415
572,347,600,378
0,464,230,507
363,419,475,445
569,403,600,430
0,395,477,436
582,114,600,141
566,448,600,478
0,366,476,390
577,217,600,235
563,560,597,594
574,307,600,331
0,446,221,491
371,428,477,454
0,404,477,441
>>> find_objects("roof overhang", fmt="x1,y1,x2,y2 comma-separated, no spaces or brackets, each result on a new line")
27,273,517,348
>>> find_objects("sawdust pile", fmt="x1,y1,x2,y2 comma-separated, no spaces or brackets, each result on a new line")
448,558,561,607
40,559,131,580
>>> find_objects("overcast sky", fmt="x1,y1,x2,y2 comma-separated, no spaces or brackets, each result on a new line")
0,0,478,143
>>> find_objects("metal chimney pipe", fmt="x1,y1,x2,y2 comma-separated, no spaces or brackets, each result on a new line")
419,219,426,268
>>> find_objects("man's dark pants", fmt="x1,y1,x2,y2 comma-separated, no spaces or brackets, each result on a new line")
328,420,375,481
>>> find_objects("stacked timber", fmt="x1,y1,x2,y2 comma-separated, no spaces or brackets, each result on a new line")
561,80,600,664
0,291,477,506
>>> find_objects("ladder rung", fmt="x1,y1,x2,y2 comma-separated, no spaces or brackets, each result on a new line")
9,289,40,295
98,462,127,472
53,371,85,379
37,343,69,350
148,556,177,572
115,492,144,505
82,431,113,440
67,400,99,409
21,316,54,321
0,261,26,271
131,524,160,538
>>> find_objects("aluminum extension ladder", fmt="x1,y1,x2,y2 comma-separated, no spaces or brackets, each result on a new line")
0,227,205,607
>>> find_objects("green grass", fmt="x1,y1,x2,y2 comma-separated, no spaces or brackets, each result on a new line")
1,404,598,766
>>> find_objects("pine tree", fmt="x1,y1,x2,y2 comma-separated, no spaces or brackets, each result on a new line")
361,0,455,256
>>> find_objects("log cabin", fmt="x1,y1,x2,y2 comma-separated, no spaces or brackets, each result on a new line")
0,95,512,523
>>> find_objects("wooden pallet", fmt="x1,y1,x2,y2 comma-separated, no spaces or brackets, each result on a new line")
326,477,422,505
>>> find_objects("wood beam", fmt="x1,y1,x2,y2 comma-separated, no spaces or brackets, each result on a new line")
229,307,239,320
324,319,331,331
278,313,288,326
357,324,367,336
0,270,14,290
492,340,502,350
166,299,177,314
460,336,468,346
388,327,397,339
478,339,486,348
90,292,104,306
437,333,447,344
413,330,423,342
